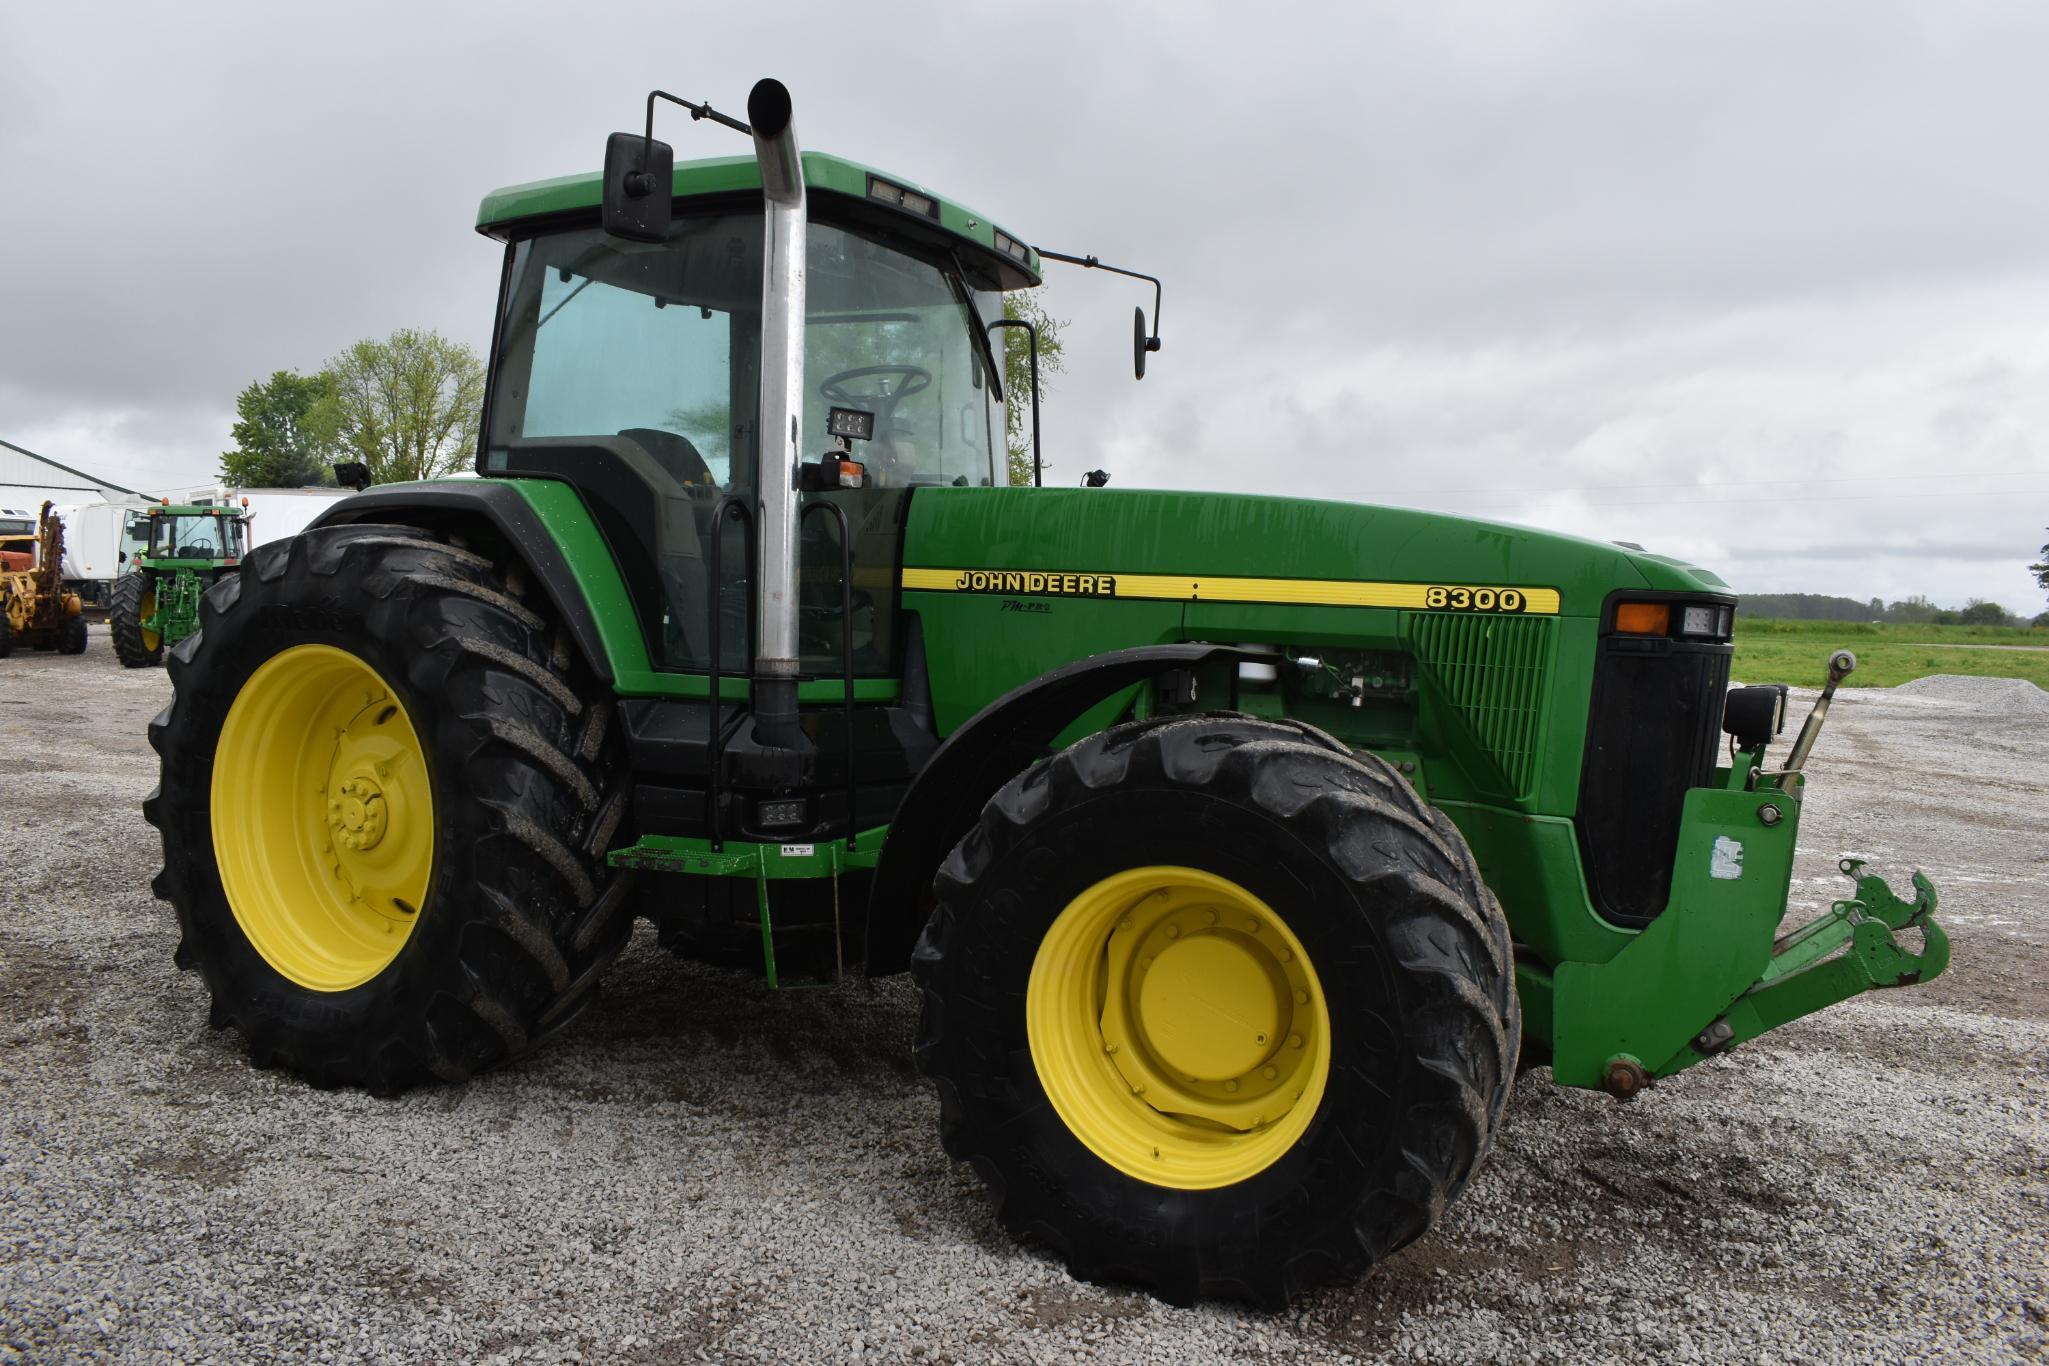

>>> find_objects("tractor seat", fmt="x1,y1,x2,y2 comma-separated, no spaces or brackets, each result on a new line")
619,427,717,491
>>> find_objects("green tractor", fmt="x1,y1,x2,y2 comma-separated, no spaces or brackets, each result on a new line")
109,501,251,667
145,80,1948,1305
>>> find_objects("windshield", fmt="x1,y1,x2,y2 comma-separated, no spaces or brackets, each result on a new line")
484,208,1005,675
487,212,1001,487
150,513,245,560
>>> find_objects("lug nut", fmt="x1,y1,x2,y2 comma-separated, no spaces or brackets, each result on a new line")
1288,1033,1304,1049
1758,803,1783,827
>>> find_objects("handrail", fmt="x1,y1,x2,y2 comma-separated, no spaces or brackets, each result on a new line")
800,499,858,850
705,495,756,852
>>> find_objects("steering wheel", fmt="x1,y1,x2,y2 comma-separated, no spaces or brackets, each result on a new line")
820,365,932,408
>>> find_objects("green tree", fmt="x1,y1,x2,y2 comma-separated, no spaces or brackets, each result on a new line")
323,328,486,483
221,370,340,487
1000,292,1067,487
2030,529,2047,602
1958,599,2010,626
1888,595,1940,625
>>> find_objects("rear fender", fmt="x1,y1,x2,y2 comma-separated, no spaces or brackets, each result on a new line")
311,480,613,684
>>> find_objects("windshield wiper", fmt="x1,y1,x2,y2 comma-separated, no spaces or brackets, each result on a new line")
947,252,1004,403
536,276,595,330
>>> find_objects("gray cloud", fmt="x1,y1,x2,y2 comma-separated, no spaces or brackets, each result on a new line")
4,0,2046,611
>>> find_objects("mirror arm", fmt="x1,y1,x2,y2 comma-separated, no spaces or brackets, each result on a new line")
628,91,752,192
1033,248,1164,355
986,318,1042,487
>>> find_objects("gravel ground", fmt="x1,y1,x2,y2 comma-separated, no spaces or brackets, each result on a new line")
3,636,2044,1363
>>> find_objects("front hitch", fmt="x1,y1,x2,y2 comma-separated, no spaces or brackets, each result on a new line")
1689,859,1949,1064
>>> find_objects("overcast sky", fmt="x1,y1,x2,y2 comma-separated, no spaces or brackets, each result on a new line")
5,1,2047,612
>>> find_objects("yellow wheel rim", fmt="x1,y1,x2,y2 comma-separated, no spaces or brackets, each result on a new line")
210,644,434,992
139,588,161,652
1026,866,1332,1190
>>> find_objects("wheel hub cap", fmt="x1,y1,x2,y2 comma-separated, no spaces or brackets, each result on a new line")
327,776,388,851
211,644,433,992
1027,866,1332,1189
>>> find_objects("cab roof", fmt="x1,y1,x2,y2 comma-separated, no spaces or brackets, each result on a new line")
477,150,1041,290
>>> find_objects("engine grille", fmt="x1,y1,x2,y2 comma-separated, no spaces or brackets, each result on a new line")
1407,612,1553,800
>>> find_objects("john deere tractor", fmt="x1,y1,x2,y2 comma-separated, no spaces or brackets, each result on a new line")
145,80,1948,1305
109,502,250,667
0,501,88,658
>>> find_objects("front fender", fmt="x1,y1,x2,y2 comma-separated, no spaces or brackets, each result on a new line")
862,642,1268,974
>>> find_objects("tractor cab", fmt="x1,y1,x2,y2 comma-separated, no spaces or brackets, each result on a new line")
479,151,1031,684
142,505,249,566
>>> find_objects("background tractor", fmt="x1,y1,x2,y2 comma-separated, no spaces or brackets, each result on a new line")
108,501,251,667
0,501,88,658
145,79,1949,1306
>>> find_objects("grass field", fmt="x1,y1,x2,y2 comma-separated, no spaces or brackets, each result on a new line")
1731,617,2049,689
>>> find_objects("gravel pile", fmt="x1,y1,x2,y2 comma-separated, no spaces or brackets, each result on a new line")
1891,673,2049,713
2,633,2044,1362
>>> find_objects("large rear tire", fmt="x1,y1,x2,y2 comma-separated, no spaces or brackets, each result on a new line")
912,714,1518,1307
108,572,164,668
145,523,632,1092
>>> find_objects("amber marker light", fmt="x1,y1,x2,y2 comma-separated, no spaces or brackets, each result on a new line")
1613,602,1671,635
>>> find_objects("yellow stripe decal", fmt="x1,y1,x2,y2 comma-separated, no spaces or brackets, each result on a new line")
900,568,1561,615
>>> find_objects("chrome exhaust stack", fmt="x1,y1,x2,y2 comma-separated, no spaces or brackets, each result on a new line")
747,78,808,749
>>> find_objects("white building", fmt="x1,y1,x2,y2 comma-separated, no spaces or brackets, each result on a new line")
1,438,150,511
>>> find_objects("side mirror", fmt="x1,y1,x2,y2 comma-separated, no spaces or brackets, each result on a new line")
602,132,674,242
1133,306,1161,380
332,462,372,492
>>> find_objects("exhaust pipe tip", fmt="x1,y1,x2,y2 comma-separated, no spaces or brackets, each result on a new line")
748,79,792,139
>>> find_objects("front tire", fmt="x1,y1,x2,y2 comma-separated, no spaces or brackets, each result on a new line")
108,572,163,667
912,714,1518,1307
145,523,631,1091
57,613,87,655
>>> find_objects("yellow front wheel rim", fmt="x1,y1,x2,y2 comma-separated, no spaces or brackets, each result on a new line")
139,588,161,652
211,644,434,992
1026,866,1332,1190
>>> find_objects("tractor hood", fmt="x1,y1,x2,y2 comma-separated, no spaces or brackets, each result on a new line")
899,486,1727,618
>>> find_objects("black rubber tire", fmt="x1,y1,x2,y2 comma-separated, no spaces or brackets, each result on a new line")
912,713,1519,1308
56,613,87,655
145,523,633,1092
108,572,163,668
0,609,12,659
